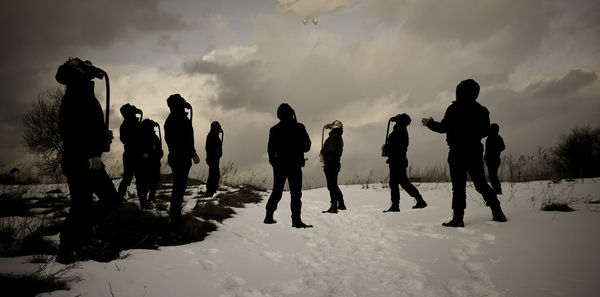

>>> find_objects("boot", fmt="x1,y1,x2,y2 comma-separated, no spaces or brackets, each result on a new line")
291,215,313,228
383,202,400,213
412,196,428,209
322,203,338,213
442,210,464,227
337,201,347,210
263,210,277,224
491,205,507,222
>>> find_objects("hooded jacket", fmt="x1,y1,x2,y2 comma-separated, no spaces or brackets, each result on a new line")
320,128,343,163
58,80,106,170
164,110,197,160
205,129,223,162
427,91,490,153
386,123,410,164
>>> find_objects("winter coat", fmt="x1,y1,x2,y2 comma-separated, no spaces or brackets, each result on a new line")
485,134,505,161
386,124,409,165
320,128,343,163
205,130,223,162
164,111,197,161
58,81,106,171
141,130,163,163
119,118,143,154
427,98,490,153
268,120,311,167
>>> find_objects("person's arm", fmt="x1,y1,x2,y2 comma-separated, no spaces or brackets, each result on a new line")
300,124,311,153
267,127,276,166
423,105,452,134
499,136,506,152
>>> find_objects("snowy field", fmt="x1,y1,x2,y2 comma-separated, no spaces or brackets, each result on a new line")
2,179,600,297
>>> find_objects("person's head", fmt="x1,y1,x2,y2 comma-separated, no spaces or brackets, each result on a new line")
210,121,222,132
490,123,500,135
167,94,190,113
456,79,480,102
277,103,296,122
393,113,411,127
120,103,139,119
55,57,104,86
142,119,158,132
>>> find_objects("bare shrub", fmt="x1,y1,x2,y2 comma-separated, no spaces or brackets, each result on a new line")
23,88,64,179
553,126,600,179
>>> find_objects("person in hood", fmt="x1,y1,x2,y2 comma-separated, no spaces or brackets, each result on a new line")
137,119,163,208
264,103,312,228
117,104,143,202
55,58,119,264
205,121,223,197
164,94,200,223
485,123,505,195
320,120,346,213
423,79,507,227
385,113,427,212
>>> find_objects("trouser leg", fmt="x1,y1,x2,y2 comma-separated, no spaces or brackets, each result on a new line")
486,160,502,194
117,153,135,200
448,152,468,211
468,157,500,207
398,164,421,199
169,159,191,218
388,164,400,204
60,171,94,253
266,166,286,212
324,162,342,204
288,166,303,218
206,159,220,195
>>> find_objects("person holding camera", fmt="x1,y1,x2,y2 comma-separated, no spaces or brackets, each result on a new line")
264,103,312,228
422,79,507,227
384,114,427,212
117,104,143,203
164,94,200,223
55,58,119,263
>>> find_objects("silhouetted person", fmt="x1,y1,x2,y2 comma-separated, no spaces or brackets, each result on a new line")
137,119,163,208
485,123,505,195
117,104,143,202
264,103,312,228
385,114,427,212
205,121,223,197
422,79,507,227
320,120,345,213
55,58,118,263
164,94,200,223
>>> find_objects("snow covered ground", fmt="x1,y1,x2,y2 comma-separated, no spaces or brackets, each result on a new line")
2,179,600,297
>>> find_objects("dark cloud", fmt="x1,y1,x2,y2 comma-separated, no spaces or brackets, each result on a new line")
0,0,185,166
483,69,599,154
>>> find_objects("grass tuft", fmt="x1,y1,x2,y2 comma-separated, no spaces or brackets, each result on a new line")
541,203,575,212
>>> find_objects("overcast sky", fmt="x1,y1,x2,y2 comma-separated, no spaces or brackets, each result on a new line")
1,0,599,186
